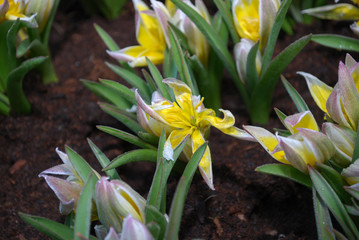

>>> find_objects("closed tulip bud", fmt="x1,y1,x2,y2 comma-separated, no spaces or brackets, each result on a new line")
322,122,356,167
95,177,146,232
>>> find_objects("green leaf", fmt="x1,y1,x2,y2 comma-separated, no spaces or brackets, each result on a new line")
246,41,260,93
98,102,144,134
146,58,171,101
281,75,309,112
163,47,178,79
87,138,120,180
94,23,120,51
137,131,159,146
145,205,168,240
65,146,99,183
317,163,352,205
19,212,76,240
74,174,97,240
165,142,207,239
7,56,47,114
256,163,312,188
250,34,311,123
81,79,132,110
262,0,292,71
100,79,137,105
312,34,359,52
103,149,157,171
274,108,287,126
313,188,335,240
168,27,198,95
170,0,249,105
106,62,152,101
0,100,10,116
142,69,157,93
41,0,60,45
309,166,359,240
97,125,157,150
213,0,240,43
0,21,15,91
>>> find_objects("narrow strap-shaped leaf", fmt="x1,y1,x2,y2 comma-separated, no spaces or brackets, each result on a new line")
7,56,47,114
137,131,159,146
65,145,99,183
97,125,157,150
168,27,198,95
165,142,207,240
0,21,15,91
146,58,171,101
7,20,21,70
168,22,190,51
163,47,178,79
312,34,359,52
317,164,352,205
249,34,311,123
213,0,240,43
309,166,359,239
106,62,152,101
100,79,137,105
98,102,144,134
246,41,260,93
261,0,292,71
103,149,157,171
274,108,287,127
16,38,31,58
74,174,97,240
313,188,335,240
94,23,120,51
281,75,309,112
255,163,312,188
145,205,168,240
142,69,157,93
87,138,120,179
170,0,249,105
81,79,132,110
19,212,78,240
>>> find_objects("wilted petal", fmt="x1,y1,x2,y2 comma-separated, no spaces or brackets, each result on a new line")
298,71,333,114
284,111,319,134
302,4,359,20
192,129,214,190
120,215,154,240
243,125,288,163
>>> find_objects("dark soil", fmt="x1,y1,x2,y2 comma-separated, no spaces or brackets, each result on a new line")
1,1,358,239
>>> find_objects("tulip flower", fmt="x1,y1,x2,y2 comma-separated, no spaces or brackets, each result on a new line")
323,122,356,167
107,0,168,67
177,0,210,66
95,177,146,232
136,78,253,189
232,0,280,49
39,149,90,215
0,0,36,25
234,38,262,84
23,0,55,32
300,54,359,131
244,111,335,173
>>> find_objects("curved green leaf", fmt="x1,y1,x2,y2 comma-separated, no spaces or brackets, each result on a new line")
312,34,359,52
281,75,309,112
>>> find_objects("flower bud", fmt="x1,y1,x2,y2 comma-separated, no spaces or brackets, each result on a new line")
119,215,154,240
24,0,55,31
95,177,146,232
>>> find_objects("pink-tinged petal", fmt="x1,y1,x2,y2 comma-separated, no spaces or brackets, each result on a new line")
243,125,288,163
120,215,154,240
135,89,169,124
298,128,335,165
338,61,359,130
107,49,136,62
39,164,72,176
350,21,359,36
105,227,121,240
40,175,81,215
136,105,152,133
0,0,9,19
345,53,358,68
284,111,319,134
326,86,351,128
277,136,308,173
342,161,359,185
